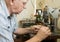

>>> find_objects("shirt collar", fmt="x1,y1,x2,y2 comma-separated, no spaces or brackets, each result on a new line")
1,0,10,18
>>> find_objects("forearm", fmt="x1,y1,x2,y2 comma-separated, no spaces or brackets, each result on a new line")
14,25,41,35
14,27,32,35
25,35,42,42
25,26,51,42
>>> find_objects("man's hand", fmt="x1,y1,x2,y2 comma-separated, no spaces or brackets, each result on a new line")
36,26,51,41
30,25,42,33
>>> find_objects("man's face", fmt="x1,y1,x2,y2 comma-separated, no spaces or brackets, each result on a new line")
10,0,28,14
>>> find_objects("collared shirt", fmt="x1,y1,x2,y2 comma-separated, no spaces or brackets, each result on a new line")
0,0,18,42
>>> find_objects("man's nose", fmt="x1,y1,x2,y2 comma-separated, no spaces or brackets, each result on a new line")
23,0,28,2
22,0,28,3
22,0,28,9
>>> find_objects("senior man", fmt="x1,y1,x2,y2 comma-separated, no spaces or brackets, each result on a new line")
0,0,51,42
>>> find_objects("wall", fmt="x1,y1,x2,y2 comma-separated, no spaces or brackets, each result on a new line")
36,0,45,10
36,0,60,9
45,0,60,8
